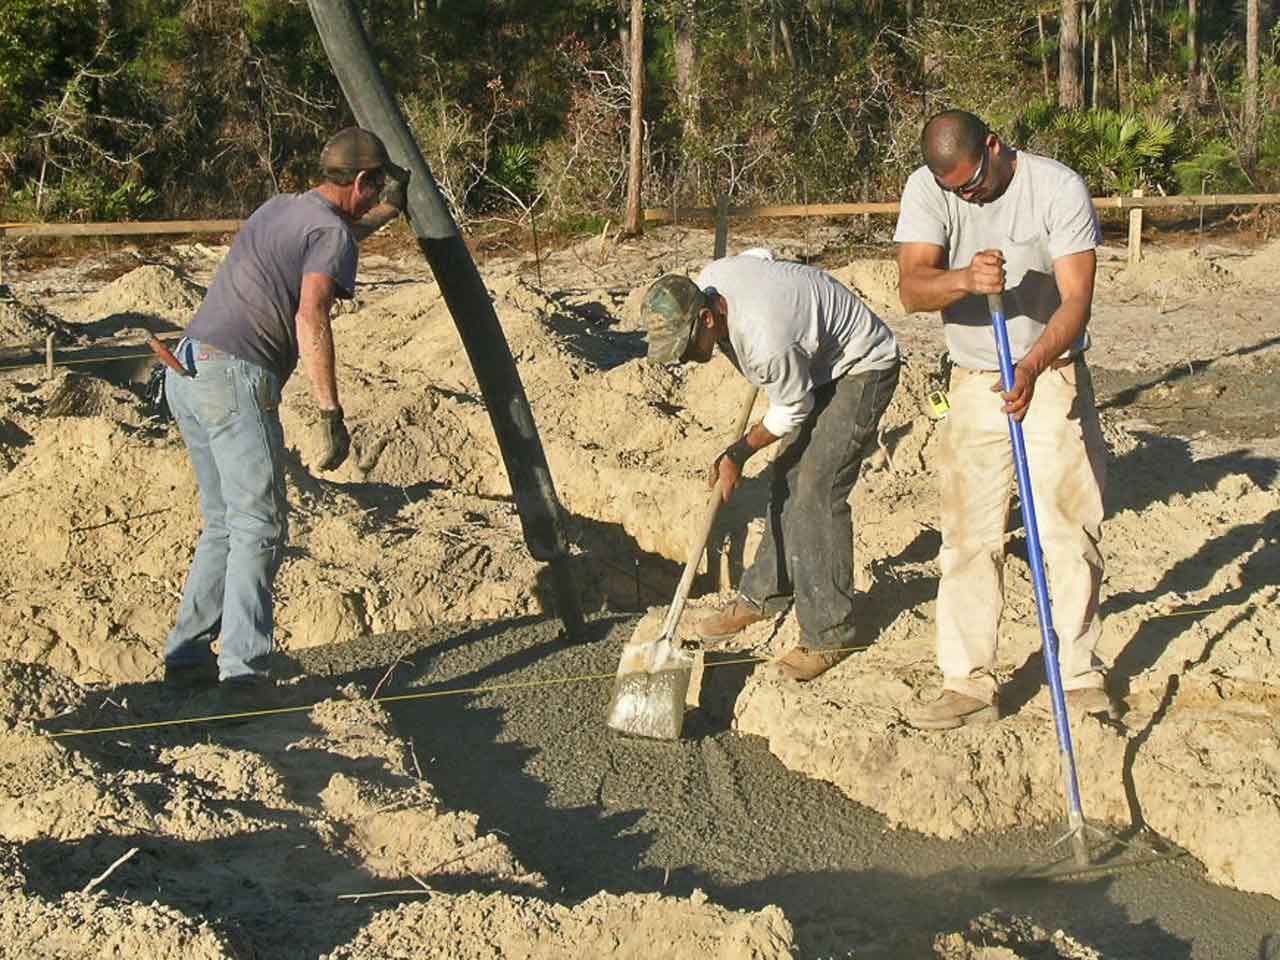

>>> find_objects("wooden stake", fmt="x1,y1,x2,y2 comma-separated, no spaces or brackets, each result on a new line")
713,193,730,259
45,333,55,379
1128,188,1144,265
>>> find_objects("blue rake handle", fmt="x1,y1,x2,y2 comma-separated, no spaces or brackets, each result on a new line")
987,292,1089,866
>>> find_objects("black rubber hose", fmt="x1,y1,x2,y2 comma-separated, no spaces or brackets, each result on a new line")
306,0,584,641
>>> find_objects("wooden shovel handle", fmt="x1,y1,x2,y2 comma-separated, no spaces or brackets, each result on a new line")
659,384,759,639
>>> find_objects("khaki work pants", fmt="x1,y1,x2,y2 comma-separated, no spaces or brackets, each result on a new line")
936,359,1107,702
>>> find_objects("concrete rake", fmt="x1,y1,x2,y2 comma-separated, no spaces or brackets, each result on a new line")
987,291,1182,882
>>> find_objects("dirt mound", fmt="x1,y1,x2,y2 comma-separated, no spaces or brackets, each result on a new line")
0,890,248,960
0,661,83,729
0,290,67,350
326,890,795,960
935,911,1101,960
59,264,205,332
1113,248,1235,301
42,372,150,424
829,258,903,317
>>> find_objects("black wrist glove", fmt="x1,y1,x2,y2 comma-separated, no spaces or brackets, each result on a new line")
719,436,755,470
382,163,410,212
317,407,350,471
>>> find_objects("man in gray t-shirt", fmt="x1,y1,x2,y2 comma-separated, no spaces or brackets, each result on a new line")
641,255,900,682
162,127,408,701
894,110,1115,729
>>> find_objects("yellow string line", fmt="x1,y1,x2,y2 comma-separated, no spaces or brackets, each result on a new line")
46,647,812,739
0,351,158,374
40,605,1261,738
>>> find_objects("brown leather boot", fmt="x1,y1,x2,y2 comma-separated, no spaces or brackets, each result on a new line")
695,597,766,641
776,647,851,682
1065,687,1121,721
906,689,999,730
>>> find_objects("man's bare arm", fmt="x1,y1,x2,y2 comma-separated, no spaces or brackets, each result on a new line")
351,202,401,242
1022,249,1096,375
995,248,1097,420
296,272,340,410
897,242,1006,314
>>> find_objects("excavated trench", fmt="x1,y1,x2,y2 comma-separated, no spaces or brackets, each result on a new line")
294,616,1280,960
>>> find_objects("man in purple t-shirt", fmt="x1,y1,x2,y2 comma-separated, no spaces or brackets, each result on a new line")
163,127,408,703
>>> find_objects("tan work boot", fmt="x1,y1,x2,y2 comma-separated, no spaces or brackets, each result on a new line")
907,689,999,731
777,647,851,682
695,597,766,642
1065,687,1120,721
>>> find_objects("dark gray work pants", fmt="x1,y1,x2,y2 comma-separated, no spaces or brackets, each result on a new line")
739,361,900,651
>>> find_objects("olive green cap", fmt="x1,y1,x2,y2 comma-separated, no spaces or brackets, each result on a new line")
641,274,706,364
320,127,390,172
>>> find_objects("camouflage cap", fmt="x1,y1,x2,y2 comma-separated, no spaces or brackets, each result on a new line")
641,274,706,364
320,127,390,172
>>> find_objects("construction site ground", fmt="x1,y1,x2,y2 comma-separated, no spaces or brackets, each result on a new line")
0,217,1277,959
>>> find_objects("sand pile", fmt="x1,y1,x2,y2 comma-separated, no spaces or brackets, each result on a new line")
0,289,68,350
0,660,83,729
829,258,903,318
326,891,795,959
58,264,205,332
0,891,248,960
935,912,1101,960
1113,248,1235,301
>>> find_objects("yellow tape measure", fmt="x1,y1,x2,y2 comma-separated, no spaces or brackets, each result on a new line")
926,390,950,419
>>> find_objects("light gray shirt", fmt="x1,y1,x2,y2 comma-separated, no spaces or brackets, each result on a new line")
187,191,358,381
696,256,899,436
893,150,1101,370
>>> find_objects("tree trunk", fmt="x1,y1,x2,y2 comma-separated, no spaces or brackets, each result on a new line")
1038,11,1051,97
1060,0,1084,107
1081,2,1090,106
1140,0,1150,74
617,0,631,72
624,0,645,236
1244,0,1260,165
1092,1,1102,108
1185,0,1200,111
673,0,700,142
775,0,799,70
1113,30,1121,108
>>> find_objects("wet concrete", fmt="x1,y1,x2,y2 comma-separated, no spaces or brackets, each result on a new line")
1094,351,1280,443
296,615,1280,959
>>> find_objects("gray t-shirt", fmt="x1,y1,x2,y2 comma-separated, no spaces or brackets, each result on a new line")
696,256,899,437
893,150,1101,370
187,191,359,381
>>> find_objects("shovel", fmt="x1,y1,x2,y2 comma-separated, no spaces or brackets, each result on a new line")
606,384,758,740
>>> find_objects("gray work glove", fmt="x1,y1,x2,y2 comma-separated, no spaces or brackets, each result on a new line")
382,162,411,213
317,407,350,471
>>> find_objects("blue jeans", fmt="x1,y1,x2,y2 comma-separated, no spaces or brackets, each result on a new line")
164,339,288,681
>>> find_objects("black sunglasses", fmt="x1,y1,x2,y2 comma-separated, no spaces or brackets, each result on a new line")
936,145,989,196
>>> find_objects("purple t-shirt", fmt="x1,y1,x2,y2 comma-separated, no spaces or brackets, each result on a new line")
186,191,358,381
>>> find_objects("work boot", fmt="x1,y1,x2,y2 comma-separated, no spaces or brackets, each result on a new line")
212,675,287,722
906,689,999,731
1065,687,1121,721
776,647,851,682
695,596,766,642
163,659,217,692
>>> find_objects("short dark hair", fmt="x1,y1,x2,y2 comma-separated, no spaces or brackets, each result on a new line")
321,167,381,187
921,110,990,176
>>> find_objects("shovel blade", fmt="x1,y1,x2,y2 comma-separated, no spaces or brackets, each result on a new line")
605,636,694,740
